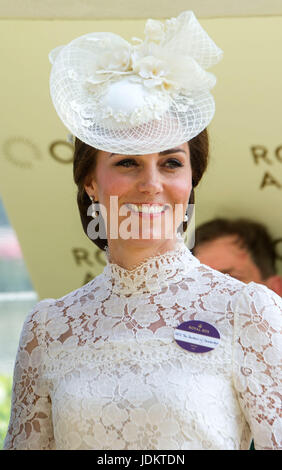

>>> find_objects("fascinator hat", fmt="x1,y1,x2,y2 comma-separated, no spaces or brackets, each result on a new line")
49,11,223,155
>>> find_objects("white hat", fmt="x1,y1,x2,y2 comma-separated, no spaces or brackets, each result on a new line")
49,11,223,155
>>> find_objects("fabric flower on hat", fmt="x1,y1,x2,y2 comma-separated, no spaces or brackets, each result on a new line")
144,18,165,43
132,47,216,95
76,11,222,97
83,34,133,89
96,37,132,72
132,55,170,89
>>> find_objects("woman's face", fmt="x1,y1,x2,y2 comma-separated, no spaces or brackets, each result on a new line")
85,143,192,251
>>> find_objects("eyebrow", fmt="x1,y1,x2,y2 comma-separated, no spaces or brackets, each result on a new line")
109,148,187,157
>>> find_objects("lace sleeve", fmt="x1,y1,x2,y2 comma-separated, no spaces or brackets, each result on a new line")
3,299,55,450
232,282,282,450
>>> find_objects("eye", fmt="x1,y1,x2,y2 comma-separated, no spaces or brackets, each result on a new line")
115,158,138,168
163,158,184,168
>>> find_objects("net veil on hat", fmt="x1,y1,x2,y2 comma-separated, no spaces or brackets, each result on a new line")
49,11,223,155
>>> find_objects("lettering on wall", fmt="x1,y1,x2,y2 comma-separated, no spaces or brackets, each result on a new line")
49,140,74,164
3,137,42,168
3,137,73,168
72,247,106,286
251,145,282,189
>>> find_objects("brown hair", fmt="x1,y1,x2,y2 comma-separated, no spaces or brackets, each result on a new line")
73,128,210,251
193,217,278,279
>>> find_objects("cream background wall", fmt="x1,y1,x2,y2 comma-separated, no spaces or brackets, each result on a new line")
0,15,282,299
1,0,282,19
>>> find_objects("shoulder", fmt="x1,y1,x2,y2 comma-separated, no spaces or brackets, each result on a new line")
191,261,281,324
232,281,282,331
235,280,281,307
230,281,281,356
191,261,246,308
23,297,56,327
193,260,245,289
28,271,109,323
193,260,282,309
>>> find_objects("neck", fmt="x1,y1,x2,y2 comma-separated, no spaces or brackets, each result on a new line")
107,237,184,270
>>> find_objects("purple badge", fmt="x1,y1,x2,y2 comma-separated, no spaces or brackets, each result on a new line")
174,320,220,353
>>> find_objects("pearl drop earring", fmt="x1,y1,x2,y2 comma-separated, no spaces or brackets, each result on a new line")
89,195,99,218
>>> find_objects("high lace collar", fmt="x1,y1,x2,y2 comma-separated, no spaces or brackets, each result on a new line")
103,240,200,295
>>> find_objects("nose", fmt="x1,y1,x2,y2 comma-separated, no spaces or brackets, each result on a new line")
136,163,163,195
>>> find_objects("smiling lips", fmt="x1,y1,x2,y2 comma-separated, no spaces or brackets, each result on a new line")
125,203,170,215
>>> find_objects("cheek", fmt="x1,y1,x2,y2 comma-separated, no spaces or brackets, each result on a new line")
95,169,130,205
171,175,192,204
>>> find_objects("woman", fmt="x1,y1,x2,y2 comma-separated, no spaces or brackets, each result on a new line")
4,11,281,450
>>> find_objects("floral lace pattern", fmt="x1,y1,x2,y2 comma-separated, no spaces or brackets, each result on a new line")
4,242,282,450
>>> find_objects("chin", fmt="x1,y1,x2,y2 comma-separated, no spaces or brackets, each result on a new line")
119,235,177,250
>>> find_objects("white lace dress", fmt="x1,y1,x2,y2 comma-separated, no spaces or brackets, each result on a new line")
4,242,282,450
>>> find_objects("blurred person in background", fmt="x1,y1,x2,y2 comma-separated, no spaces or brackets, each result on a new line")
193,217,282,296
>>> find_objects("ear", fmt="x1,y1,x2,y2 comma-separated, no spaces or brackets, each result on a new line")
84,176,98,201
265,275,282,296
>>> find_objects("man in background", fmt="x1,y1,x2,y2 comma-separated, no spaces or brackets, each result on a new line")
192,218,282,296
